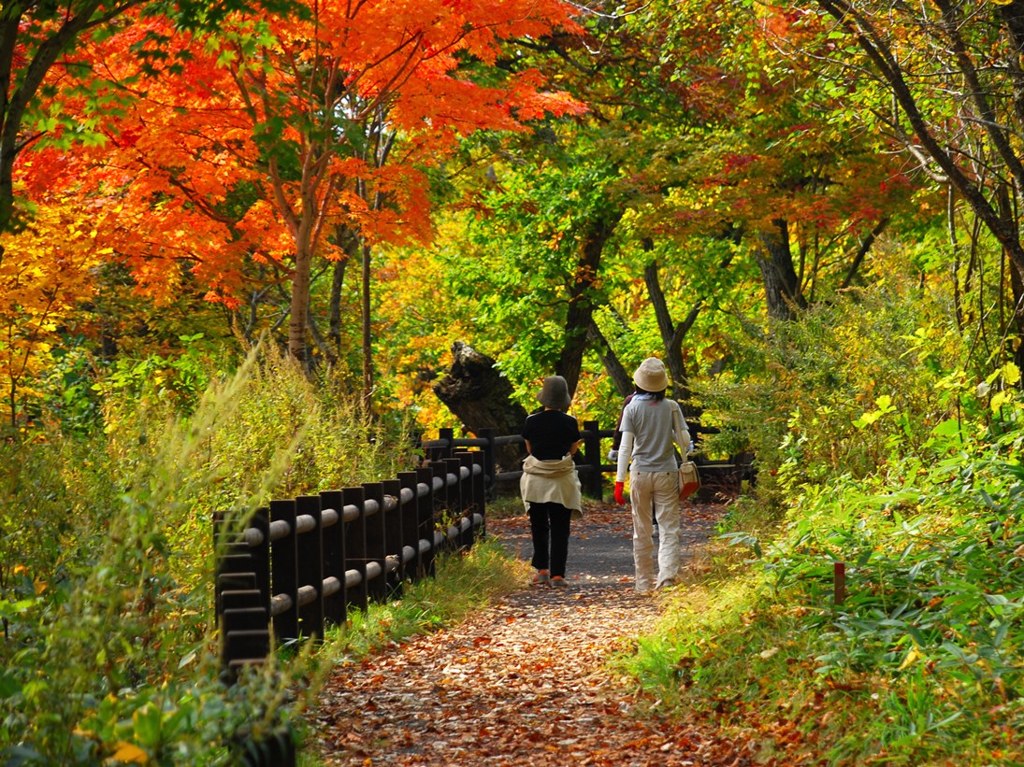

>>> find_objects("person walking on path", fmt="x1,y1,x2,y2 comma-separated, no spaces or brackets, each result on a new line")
613,358,693,593
609,387,662,537
520,375,582,589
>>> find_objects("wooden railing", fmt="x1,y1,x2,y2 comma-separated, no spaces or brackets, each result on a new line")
213,451,486,766
214,452,486,672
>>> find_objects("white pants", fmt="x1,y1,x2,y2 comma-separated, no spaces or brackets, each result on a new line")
629,470,682,592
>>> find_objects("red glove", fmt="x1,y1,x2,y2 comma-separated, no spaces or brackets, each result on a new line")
613,481,626,505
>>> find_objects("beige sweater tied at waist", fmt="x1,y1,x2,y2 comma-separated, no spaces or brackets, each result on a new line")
519,454,583,516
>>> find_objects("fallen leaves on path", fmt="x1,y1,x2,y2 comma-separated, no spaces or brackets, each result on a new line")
312,502,756,766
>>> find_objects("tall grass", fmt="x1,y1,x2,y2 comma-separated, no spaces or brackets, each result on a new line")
0,343,420,765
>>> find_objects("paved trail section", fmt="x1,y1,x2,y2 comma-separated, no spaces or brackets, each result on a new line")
313,502,753,766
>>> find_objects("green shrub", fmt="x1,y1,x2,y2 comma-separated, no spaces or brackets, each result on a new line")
698,286,968,502
0,342,417,764
628,279,1024,764
630,393,1024,765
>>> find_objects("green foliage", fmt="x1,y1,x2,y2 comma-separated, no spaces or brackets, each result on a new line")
696,284,969,504
93,333,215,417
2,351,279,765
0,341,415,764
628,319,1024,764
455,141,624,388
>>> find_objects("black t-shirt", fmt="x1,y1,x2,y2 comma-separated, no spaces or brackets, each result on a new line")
522,409,581,460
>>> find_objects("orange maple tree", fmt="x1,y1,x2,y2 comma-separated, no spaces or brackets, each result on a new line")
36,0,584,390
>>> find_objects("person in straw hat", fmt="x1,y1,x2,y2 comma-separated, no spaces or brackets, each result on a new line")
519,375,582,589
613,357,692,593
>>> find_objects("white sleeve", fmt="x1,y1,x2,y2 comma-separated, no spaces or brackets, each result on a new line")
673,405,693,455
616,432,633,482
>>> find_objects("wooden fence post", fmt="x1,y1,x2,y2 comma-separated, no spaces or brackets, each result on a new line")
460,454,474,545
431,460,452,552
398,471,423,580
469,452,486,537
456,452,476,547
270,499,299,641
382,478,404,597
363,482,388,604
319,489,347,628
295,495,324,639
582,419,603,499
417,466,438,576
435,427,454,460
443,457,465,549
478,427,496,497
343,486,368,611
426,461,445,553
214,512,270,675
834,562,847,606
249,507,271,617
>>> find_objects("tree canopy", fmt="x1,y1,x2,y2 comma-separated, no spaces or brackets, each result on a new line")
0,0,1019,430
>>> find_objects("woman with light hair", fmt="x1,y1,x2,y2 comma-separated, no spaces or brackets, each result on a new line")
613,358,692,593
520,376,582,589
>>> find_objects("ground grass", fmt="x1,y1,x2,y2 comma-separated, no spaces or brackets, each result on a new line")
625,466,1024,766
323,537,526,662
482,492,528,520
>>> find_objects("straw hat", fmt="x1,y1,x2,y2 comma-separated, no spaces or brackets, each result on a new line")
537,375,571,410
633,357,669,392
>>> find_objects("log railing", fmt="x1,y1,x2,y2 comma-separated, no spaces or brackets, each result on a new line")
213,451,486,766
215,451,486,674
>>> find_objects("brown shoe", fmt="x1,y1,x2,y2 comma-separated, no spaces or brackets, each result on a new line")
532,569,550,587
550,576,569,589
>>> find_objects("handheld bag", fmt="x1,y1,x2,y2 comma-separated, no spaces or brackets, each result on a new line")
679,460,700,500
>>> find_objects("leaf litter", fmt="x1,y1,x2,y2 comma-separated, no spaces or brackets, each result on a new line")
312,500,757,766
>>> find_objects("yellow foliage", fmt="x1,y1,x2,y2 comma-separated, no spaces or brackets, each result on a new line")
107,742,148,765
897,644,922,671
990,390,1010,413
0,188,102,426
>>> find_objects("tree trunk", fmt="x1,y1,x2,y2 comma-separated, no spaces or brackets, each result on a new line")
361,241,373,412
288,244,313,366
643,259,703,400
328,258,346,352
756,219,805,322
0,0,111,235
587,321,632,396
841,217,888,289
554,210,621,393
1008,263,1024,376
329,225,357,353
433,341,529,472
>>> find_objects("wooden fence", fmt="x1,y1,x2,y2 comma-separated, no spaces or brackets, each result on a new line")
215,451,486,674
214,421,753,670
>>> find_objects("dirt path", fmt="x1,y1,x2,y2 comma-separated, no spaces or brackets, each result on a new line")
312,502,752,766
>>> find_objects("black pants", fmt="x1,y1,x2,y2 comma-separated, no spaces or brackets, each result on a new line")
528,502,572,578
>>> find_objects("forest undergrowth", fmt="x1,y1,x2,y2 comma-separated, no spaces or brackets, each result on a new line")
624,296,1024,766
